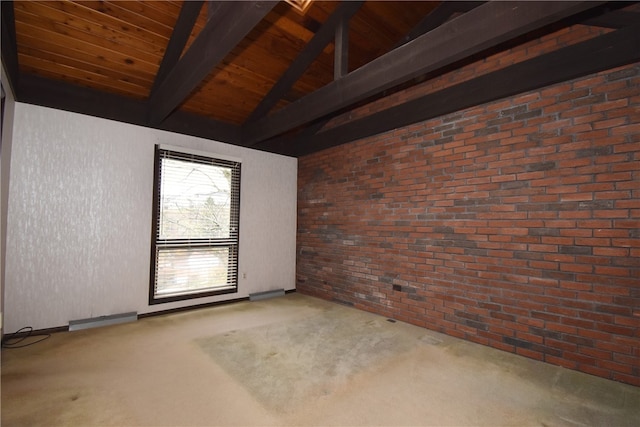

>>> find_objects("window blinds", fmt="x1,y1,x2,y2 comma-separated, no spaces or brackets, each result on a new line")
150,147,241,303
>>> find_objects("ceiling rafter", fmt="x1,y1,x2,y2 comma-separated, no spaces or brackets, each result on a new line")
300,1,484,143
147,1,277,126
584,9,640,28
393,1,485,49
245,1,363,124
242,1,606,146
150,0,204,94
207,1,225,21
260,24,639,157
334,13,349,79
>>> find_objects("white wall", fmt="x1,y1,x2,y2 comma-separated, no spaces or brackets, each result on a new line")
4,103,297,332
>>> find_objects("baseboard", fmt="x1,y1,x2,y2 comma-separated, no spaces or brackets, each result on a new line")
250,288,285,301
69,312,138,331
138,296,250,319
140,290,296,319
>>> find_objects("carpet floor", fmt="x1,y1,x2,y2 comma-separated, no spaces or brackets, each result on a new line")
2,293,639,426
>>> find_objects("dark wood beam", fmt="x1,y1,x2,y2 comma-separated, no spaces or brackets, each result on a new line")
242,1,604,146
150,0,204,94
451,1,487,13
19,74,242,145
394,1,484,49
334,16,349,79
302,118,332,138
245,1,363,124
583,10,640,28
207,1,225,21
1,1,19,95
148,1,276,126
261,24,639,157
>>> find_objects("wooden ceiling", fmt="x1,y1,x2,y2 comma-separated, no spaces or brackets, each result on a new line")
2,1,639,157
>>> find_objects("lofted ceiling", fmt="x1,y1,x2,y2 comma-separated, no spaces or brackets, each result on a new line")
2,1,639,157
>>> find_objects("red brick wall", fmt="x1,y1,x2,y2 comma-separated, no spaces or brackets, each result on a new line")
297,60,640,385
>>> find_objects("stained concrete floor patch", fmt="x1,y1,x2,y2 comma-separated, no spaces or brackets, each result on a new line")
196,308,415,414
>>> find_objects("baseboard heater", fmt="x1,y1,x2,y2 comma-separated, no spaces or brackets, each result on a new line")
249,289,285,301
69,312,138,331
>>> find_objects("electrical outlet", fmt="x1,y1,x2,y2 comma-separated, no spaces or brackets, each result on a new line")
242,273,247,279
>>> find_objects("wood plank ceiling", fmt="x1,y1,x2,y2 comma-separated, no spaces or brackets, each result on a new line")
2,1,639,157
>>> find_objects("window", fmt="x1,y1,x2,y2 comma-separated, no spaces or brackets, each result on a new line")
150,147,241,304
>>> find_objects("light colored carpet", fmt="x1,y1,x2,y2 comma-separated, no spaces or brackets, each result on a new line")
2,293,639,426
196,306,416,414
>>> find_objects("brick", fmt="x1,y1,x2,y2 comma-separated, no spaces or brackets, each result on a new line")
563,351,597,366
612,374,640,387
558,88,590,102
595,304,632,316
611,123,640,136
545,355,577,370
579,347,612,361
614,316,640,327
593,247,629,257
596,341,632,355
597,323,636,336
592,99,628,113
598,360,633,375
595,172,633,182
593,117,629,130
594,266,631,277
606,67,639,81
607,86,640,101
580,365,611,379
613,353,640,368
559,245,592,255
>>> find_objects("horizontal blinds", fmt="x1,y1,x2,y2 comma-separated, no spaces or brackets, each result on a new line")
157,151,239,242
155,247,236,297
152,148,241,301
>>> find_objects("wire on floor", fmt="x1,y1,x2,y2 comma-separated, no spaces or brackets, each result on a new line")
2,326,51,349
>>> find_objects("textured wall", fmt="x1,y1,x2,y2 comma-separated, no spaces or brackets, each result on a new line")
4,104,297,331
297,62,640,386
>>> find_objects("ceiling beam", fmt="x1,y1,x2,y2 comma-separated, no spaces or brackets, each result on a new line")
584,10,640,28
1,1,19,95
393,1,484,49
242,1,604,146
262,24,639,157
150,0,204,94
450,1,488,13
147,1,277,126
334,16,349,79
245,1,363,124
18,74,242,144
207,1,225,21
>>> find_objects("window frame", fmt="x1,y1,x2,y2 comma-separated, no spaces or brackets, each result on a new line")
149,146,241,305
